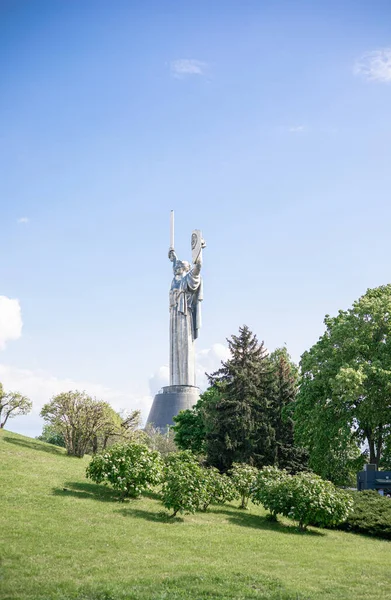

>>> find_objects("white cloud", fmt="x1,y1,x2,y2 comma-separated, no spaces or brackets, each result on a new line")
1,363,153,437
149,365,169,396
17,217,29,224
195,343,230,390
0,296,22,350
5,342,229,437
170,59,208,79
148,343,230,397
354,48,391,83
288,125,305,133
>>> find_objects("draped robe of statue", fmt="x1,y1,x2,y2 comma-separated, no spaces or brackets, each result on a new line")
169,256,203,386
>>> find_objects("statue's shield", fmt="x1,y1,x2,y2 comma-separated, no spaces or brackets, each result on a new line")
191,229,202,263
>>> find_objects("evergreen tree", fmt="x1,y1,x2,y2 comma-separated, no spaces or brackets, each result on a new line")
205,325,276,471
269,348,308,473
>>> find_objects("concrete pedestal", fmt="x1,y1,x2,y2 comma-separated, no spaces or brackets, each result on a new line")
146,385,200,430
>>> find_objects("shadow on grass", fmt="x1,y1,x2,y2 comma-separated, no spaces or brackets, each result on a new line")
52,481,121,503
3,435,66,456
212,506,325,536
142,489,162,501
115,507,184,523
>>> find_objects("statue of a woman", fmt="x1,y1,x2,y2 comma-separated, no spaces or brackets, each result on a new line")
168,246,204,386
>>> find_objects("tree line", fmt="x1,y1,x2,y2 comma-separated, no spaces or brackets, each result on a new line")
2,284,391,485
173,284,391,484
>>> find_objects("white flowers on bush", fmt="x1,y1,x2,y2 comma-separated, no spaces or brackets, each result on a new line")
86,442,163,498
252,466,353,529
229,463,259,509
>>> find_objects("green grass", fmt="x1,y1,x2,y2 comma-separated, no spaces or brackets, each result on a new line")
1,430,391,600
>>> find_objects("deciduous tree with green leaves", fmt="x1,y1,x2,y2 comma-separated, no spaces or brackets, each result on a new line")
172,387,220,455
41,391,118,458
0,383,32,429
295,285,391,480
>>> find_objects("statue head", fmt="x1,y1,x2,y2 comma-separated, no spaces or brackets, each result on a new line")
174,260,190,277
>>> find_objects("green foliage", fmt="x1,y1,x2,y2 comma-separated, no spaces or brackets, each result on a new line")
41,391,123,458
252,468,353,530
143,424,177,455
173,339,308,475
172,388,219,455
337,490,391,539
206,326,276,471
200,467,238,511
229,462,259,509
3,429,391,600
251,466,291,518
86,442,162,497
269,349,308,473
0,382,32,429
36,424,65,447
295,285,391,481
161,450,206,516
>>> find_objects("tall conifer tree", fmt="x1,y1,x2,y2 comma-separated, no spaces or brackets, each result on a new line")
205,325,276,471
270,349,308,473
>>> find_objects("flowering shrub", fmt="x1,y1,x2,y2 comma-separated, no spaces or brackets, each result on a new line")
229,463,259,509
161,451,206,516
200,467,238,511
86,442,162,498
252,467,353,529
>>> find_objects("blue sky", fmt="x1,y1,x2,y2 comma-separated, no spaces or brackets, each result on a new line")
2,0,391,436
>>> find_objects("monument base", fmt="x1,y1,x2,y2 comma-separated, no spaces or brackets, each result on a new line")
146,385,200,431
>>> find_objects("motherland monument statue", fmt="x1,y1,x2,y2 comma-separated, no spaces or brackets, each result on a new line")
146,211,206,429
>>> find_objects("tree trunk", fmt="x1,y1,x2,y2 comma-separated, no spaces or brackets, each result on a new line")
367,431,378,467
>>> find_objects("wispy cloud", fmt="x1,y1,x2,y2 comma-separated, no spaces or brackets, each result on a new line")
288,125,305,133
0,296,22,350
1,361,153,437
354,48,391,83
17,217,29,224
170,59,208,79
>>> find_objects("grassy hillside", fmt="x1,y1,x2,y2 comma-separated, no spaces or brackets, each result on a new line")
1,429,390,600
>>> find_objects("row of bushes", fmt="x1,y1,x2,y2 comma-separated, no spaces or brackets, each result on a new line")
86,443,354,529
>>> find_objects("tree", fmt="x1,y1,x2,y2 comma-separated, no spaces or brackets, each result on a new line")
143,424,177,456
41,391,117,458
295,285,391,479
172,387,220,455
269,348,308,473
205,325,276,471
86,442,162,498
36,424,65,447
0,383,32,429
90,404,123,454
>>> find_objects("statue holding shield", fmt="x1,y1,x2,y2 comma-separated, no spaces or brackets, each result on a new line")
146,212,205,428
168,226,205,386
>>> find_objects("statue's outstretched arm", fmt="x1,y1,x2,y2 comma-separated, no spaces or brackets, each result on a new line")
168,248,177,263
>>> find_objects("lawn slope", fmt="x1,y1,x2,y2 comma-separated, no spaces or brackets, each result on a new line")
1,429,390,600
